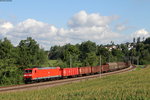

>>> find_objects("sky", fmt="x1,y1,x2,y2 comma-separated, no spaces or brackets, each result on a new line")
0,0,150,50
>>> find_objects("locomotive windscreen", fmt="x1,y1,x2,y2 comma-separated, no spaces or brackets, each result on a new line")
24,70,32,73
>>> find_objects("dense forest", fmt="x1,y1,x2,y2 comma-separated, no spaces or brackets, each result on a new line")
49,37,150,67
0,36,150,86
0,37,47,85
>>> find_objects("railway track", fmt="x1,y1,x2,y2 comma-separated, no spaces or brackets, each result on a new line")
0,65,136,93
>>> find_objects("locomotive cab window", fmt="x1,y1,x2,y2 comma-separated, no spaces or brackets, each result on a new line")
24,70,32,73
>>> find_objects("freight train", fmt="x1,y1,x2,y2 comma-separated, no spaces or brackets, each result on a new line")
24,62,129,83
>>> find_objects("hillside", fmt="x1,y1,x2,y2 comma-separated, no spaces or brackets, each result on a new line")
0,66,150,100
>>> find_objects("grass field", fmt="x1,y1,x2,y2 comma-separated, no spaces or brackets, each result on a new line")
41,60,58,67
0,65,150,100
135,65,146,70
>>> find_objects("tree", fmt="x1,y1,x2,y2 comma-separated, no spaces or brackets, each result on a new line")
144,37,150,44
96,45,110,63
0,38,17,69
110,41,115,46
80,40,96,53
120,44,129,56
63,44,80,67
111,48,124,62
79,41,96,62
17,37,47,67
137,37,141,43
0,38,22,85
133,37,136,43
49,45,64,60
83,52,98,66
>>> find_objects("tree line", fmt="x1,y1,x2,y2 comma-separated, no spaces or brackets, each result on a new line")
49,37,150,67
0,37,47,85
0,36,150,86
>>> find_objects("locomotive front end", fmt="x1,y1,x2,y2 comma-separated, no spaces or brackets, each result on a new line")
24,68,33,83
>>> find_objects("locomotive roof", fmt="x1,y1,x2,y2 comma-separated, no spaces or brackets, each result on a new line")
24,68,34,70
38,67,60,70
25,67,60,70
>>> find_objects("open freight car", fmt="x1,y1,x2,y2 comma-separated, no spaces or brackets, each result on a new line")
117,62,127,69
78,66,92,76
91,66,101,74
108,62,118,71
101,64,109,72
62,67,79,78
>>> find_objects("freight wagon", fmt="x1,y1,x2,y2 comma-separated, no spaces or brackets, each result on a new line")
101,64,109,72
62,67,79,78
91,66,101,74
117,62,126,69
108,62,118,71
78,66,92,76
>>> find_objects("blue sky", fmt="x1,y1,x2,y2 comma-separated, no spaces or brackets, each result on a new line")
0,0,150,49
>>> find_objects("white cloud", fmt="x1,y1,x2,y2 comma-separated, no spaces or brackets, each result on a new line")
132,29,150,38
65,26,122,44
0,11,133,50
0,21,14,37
15,19,57,37
68,10,119,28
116,24,127,31
115,21,133,32
1,22,13,29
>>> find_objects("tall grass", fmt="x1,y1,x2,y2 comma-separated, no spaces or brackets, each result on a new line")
0,66,150,100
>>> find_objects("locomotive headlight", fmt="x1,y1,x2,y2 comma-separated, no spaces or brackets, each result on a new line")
24,74,32,76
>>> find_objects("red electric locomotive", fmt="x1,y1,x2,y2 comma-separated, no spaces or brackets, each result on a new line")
24,67,61,83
